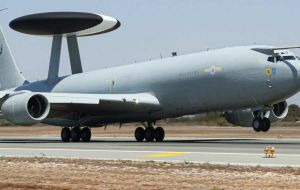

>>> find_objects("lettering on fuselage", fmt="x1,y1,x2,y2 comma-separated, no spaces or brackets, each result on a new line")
179,65,224,79
179,70,200,78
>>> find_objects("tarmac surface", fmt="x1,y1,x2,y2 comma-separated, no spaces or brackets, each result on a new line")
0,136,299,167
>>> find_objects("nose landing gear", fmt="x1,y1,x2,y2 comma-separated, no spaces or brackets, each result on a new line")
134,122,165,142
252,117,271,132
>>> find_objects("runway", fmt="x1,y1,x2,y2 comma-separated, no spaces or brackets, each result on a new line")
0,136,299,167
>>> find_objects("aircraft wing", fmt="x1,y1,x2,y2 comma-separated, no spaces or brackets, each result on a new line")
252,46,300,55
42,92,162,114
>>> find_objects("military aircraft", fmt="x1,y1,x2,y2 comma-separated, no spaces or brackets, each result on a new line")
0,12,299,142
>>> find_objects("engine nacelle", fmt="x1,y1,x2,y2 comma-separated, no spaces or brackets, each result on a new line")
223,109,254,127
268,101,289,123
224,101,288,127
1,93,50,126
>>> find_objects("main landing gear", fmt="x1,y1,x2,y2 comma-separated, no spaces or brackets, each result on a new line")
252,117,271,132
134,122,165,142
61,126,91,142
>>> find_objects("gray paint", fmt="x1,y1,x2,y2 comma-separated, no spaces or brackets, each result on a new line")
0,27,25,90
2,25,300,126
47,35,62,81
15,45,300,126
67,35,83,74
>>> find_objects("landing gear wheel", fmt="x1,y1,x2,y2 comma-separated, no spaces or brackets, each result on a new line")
61,127,71,142
71,127,81,142
135,127,145,142
262,118,271,132
154,127,165,142
145,127,155,142
252,117,263,132
81,127,91,142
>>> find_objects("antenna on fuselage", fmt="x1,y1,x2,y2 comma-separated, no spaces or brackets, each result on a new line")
9,12,121,82
48,35,62,80
0,8,8,12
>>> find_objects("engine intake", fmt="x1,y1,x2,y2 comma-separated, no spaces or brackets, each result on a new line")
269,101,288,122
1,93,50,125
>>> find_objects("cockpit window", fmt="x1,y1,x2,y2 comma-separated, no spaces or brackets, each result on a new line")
268,55,297,62
267,57,275,62
275,55,282,62
282,56,296,60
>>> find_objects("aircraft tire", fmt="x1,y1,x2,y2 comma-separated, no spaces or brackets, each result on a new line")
154,127,165,142
252,117,263,132
145,127,155,142
81,127,91,142
71,127,81,142
135,127,145,142
262,118,271,132
61,127,71,142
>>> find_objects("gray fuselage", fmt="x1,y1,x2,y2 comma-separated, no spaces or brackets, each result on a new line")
15,45,300,124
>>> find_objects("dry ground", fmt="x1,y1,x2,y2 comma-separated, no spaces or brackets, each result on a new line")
1,124,300,139
0,157,299,190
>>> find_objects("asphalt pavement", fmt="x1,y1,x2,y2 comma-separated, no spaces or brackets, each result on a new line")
0,136,299,167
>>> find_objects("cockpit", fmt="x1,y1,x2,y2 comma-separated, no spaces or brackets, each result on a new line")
267,51,299,63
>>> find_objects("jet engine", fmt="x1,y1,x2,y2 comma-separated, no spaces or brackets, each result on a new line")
223,109,254,127
224,101,288,127
268,101,289,123
1,93,50,125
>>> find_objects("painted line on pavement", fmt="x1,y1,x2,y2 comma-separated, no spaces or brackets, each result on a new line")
143,152,188,158
0,147,299,157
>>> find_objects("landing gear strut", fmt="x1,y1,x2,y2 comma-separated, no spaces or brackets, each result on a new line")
134,122,165,142
252,117,271,132
61,126,92,142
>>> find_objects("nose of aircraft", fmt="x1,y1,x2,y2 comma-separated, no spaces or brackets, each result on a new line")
296,59,300,84
274,56,300,94
289,59,300,89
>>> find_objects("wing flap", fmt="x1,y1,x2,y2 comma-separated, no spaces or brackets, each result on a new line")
43,92,162,113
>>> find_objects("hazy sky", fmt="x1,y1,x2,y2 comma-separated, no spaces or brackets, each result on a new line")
1,0,300,104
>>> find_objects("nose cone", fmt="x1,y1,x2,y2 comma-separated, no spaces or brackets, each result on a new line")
270,57,300,100
285,59,300,92
295,60,300,85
